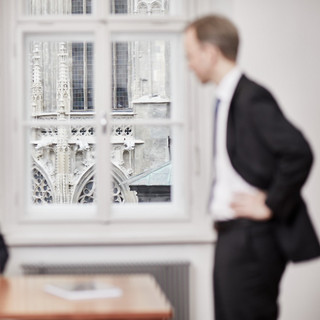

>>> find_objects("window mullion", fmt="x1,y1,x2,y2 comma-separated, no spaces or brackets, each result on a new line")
95,22,111,222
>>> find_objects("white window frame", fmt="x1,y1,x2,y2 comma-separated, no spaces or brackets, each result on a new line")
0,0,216,245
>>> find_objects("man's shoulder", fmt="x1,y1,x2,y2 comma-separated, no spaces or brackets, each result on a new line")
234,74,276,103
237,74,269,93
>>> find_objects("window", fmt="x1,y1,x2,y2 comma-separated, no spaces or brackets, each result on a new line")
72,42,94,111
72,0,92,14
12,0,188,220
0,0,213,243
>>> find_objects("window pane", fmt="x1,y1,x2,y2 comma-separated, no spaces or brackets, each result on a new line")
29,124,97,205
111,125,172,203
111,40,170,118
28,41,94,117
25,0,93,15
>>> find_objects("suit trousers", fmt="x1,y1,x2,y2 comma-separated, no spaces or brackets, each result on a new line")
213,219,287,320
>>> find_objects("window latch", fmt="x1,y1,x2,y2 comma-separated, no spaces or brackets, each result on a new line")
100,114,107,134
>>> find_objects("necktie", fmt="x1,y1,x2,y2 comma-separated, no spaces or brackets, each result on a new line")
207,98,221,213
213,98,221,157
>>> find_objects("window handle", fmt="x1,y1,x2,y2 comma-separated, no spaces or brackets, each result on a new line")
100,114,107,134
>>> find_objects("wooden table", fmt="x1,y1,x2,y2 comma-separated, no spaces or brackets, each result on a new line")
0,274,173,320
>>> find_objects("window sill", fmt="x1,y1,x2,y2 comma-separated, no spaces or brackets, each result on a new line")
5,228,215,247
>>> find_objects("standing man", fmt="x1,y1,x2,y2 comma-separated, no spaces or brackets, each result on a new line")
184,15,320,320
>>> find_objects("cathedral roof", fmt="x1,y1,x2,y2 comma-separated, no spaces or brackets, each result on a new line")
124,162,172,186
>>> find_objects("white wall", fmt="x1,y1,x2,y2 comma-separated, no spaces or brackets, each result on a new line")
232,1,320,319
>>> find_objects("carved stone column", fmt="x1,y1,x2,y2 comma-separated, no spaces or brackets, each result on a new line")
55,42,71,203
57,42,71,117
31,42,44,116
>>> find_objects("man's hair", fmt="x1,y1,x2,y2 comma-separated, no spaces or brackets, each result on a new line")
186,15,239,61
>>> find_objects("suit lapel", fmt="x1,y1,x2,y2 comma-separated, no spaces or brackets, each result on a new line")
226,75,246,164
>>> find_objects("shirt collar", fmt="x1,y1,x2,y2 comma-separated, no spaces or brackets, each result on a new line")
215,66,242,102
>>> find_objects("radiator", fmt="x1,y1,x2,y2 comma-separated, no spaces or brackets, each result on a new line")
21,261,190,320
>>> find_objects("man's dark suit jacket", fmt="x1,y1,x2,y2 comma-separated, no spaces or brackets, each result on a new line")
0,233,8,273
227,75,320,262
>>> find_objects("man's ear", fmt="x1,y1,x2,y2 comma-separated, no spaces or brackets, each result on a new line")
208,44,220,64
202,43,219,65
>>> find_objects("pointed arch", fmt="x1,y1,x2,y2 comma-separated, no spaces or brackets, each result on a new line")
137,1,148,14
151,1,161,14
72,163,138,203
31,162,54,204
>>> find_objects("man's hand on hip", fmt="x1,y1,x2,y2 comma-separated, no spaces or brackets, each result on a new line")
230,191,273,221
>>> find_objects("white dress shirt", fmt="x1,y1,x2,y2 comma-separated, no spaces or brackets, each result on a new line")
209,67,259,221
